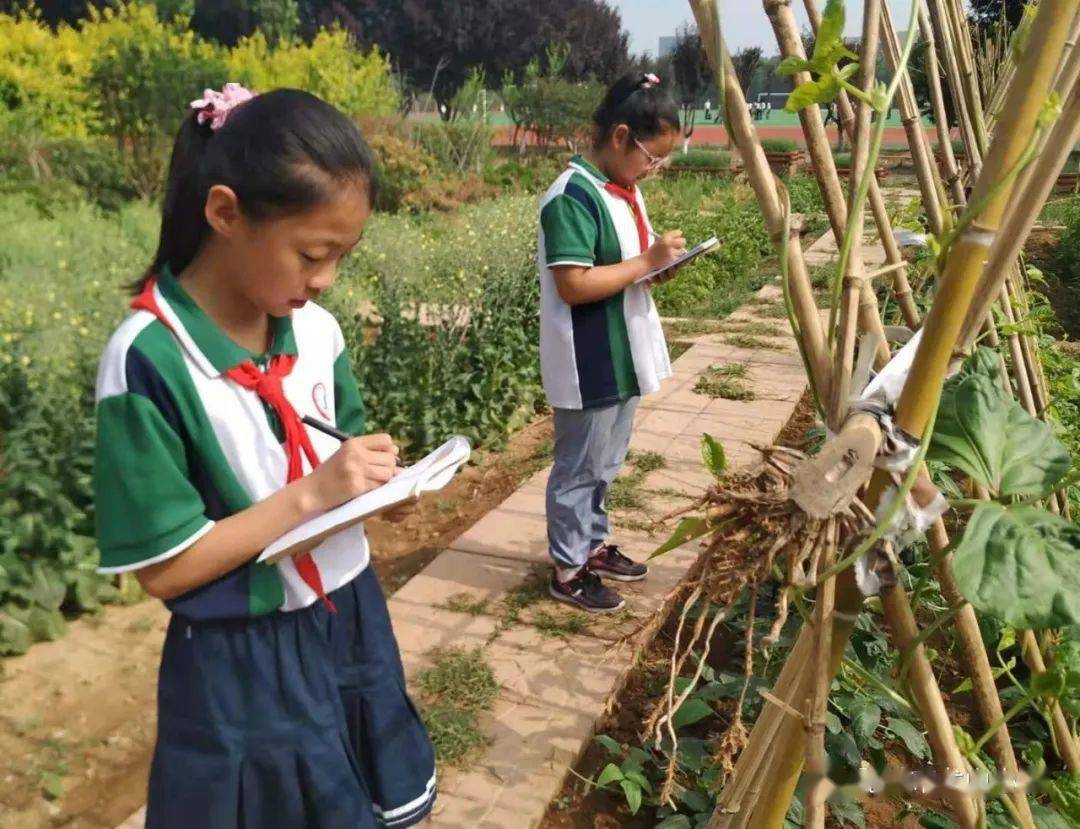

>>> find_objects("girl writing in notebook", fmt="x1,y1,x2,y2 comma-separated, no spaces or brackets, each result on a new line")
538,73,686,612
93,85,435,828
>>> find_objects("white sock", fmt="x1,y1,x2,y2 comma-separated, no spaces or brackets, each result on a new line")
555,565,582,583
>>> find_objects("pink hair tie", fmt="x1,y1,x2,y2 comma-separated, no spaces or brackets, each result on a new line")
190,82,257,130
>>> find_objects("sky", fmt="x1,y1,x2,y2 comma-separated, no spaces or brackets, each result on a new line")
611,0,920,57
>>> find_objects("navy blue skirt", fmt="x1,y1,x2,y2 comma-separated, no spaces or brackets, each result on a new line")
146,566,436,829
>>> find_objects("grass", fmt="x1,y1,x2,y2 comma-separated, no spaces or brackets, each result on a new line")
440,592,490,616
607,475,646,510
723,333,786,350
629,450,666,474
751,302,791,319
416,646,500,767
608,449,668,511
498,571,549,627
531,608,590,638
719,320,785,337
694,362,755,400
663,318,726,338
669,340,693,361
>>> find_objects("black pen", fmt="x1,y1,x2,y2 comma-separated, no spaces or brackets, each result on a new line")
301,415,404,467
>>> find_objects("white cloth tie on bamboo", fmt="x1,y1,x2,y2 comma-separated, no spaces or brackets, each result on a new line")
843,328,949,596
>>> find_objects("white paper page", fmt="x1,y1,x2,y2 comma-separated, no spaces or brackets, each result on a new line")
635,236,719,284
258,435,471,563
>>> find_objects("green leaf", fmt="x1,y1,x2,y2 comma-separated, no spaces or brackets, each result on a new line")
701,433,728,477
40,770,65,801
869,81,890,113
776,55,812,76
836,62,860,82
952,657,1014,693
596,762,624,788
28,562,66,611
593,734,621,756
1032,640,1080,717
649,517,710,560
1029,802,1071,829
26,607,66,642
825,710,842,734
952,503,1080,629
785,76,841,112
622,765,652,794
655,816,693,829
673,697,714,729
930,372,1071,497
886,718,931,760
0,611,32,656
919,811,956,829
850,700,881,744
678,788,712,813
1043,773,1080,825
620,778,643,814
815,0,846,65
592,734,622,756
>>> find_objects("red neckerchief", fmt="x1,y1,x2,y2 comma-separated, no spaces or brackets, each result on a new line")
603,181,649,253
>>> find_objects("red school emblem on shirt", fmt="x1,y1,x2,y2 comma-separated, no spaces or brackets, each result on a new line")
312,382,331,420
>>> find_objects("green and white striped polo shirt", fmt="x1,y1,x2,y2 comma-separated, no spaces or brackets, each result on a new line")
537,155,671,410
93,267,369,620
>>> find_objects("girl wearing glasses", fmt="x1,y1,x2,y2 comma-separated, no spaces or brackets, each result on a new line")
537,72,687,613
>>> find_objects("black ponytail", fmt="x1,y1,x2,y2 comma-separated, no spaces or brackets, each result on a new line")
592,72,680,149
135,87,379,294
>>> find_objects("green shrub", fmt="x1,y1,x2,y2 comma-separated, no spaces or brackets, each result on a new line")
643,173,823,318
760,137,798,153
367,130,439,212
1050,194,1080,288
833,151,852,168
481,152,568,194
87,4,227,198
225,26,399,118
500,44,603,152
0,11,96,138
669,149,731,169
333,196,545,456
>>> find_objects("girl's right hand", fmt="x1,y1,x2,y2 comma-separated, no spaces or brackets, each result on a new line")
644,230,686,272
304,433,400,511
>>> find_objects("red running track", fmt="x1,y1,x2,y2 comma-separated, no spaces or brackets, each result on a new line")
491,123,944,148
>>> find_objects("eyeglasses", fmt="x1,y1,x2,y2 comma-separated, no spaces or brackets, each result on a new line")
632,136,670,170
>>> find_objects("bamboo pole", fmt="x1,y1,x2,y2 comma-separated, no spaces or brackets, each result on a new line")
829,0,883,425
926,519,1037,828
917,2,967,208
715,4,1078,827
762,0,892,374
1022,630,1080,770
690,2,834,405
958,74,1080,347
928,0,982,175
879,0,948,237
801,0,921,329
804,522,836,829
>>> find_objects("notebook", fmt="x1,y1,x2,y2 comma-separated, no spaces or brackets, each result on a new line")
258,435,472,565
635,236,720,284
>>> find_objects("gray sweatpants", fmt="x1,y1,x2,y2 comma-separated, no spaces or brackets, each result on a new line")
545,397,639,571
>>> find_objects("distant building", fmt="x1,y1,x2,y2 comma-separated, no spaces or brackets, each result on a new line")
658,35,677,57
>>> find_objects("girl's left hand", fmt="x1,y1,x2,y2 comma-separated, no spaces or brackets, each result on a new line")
380,496,417,524
648,263,683,286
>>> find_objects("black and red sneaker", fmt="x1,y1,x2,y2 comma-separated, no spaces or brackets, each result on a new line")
587,544,648,582
549,567,625,613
